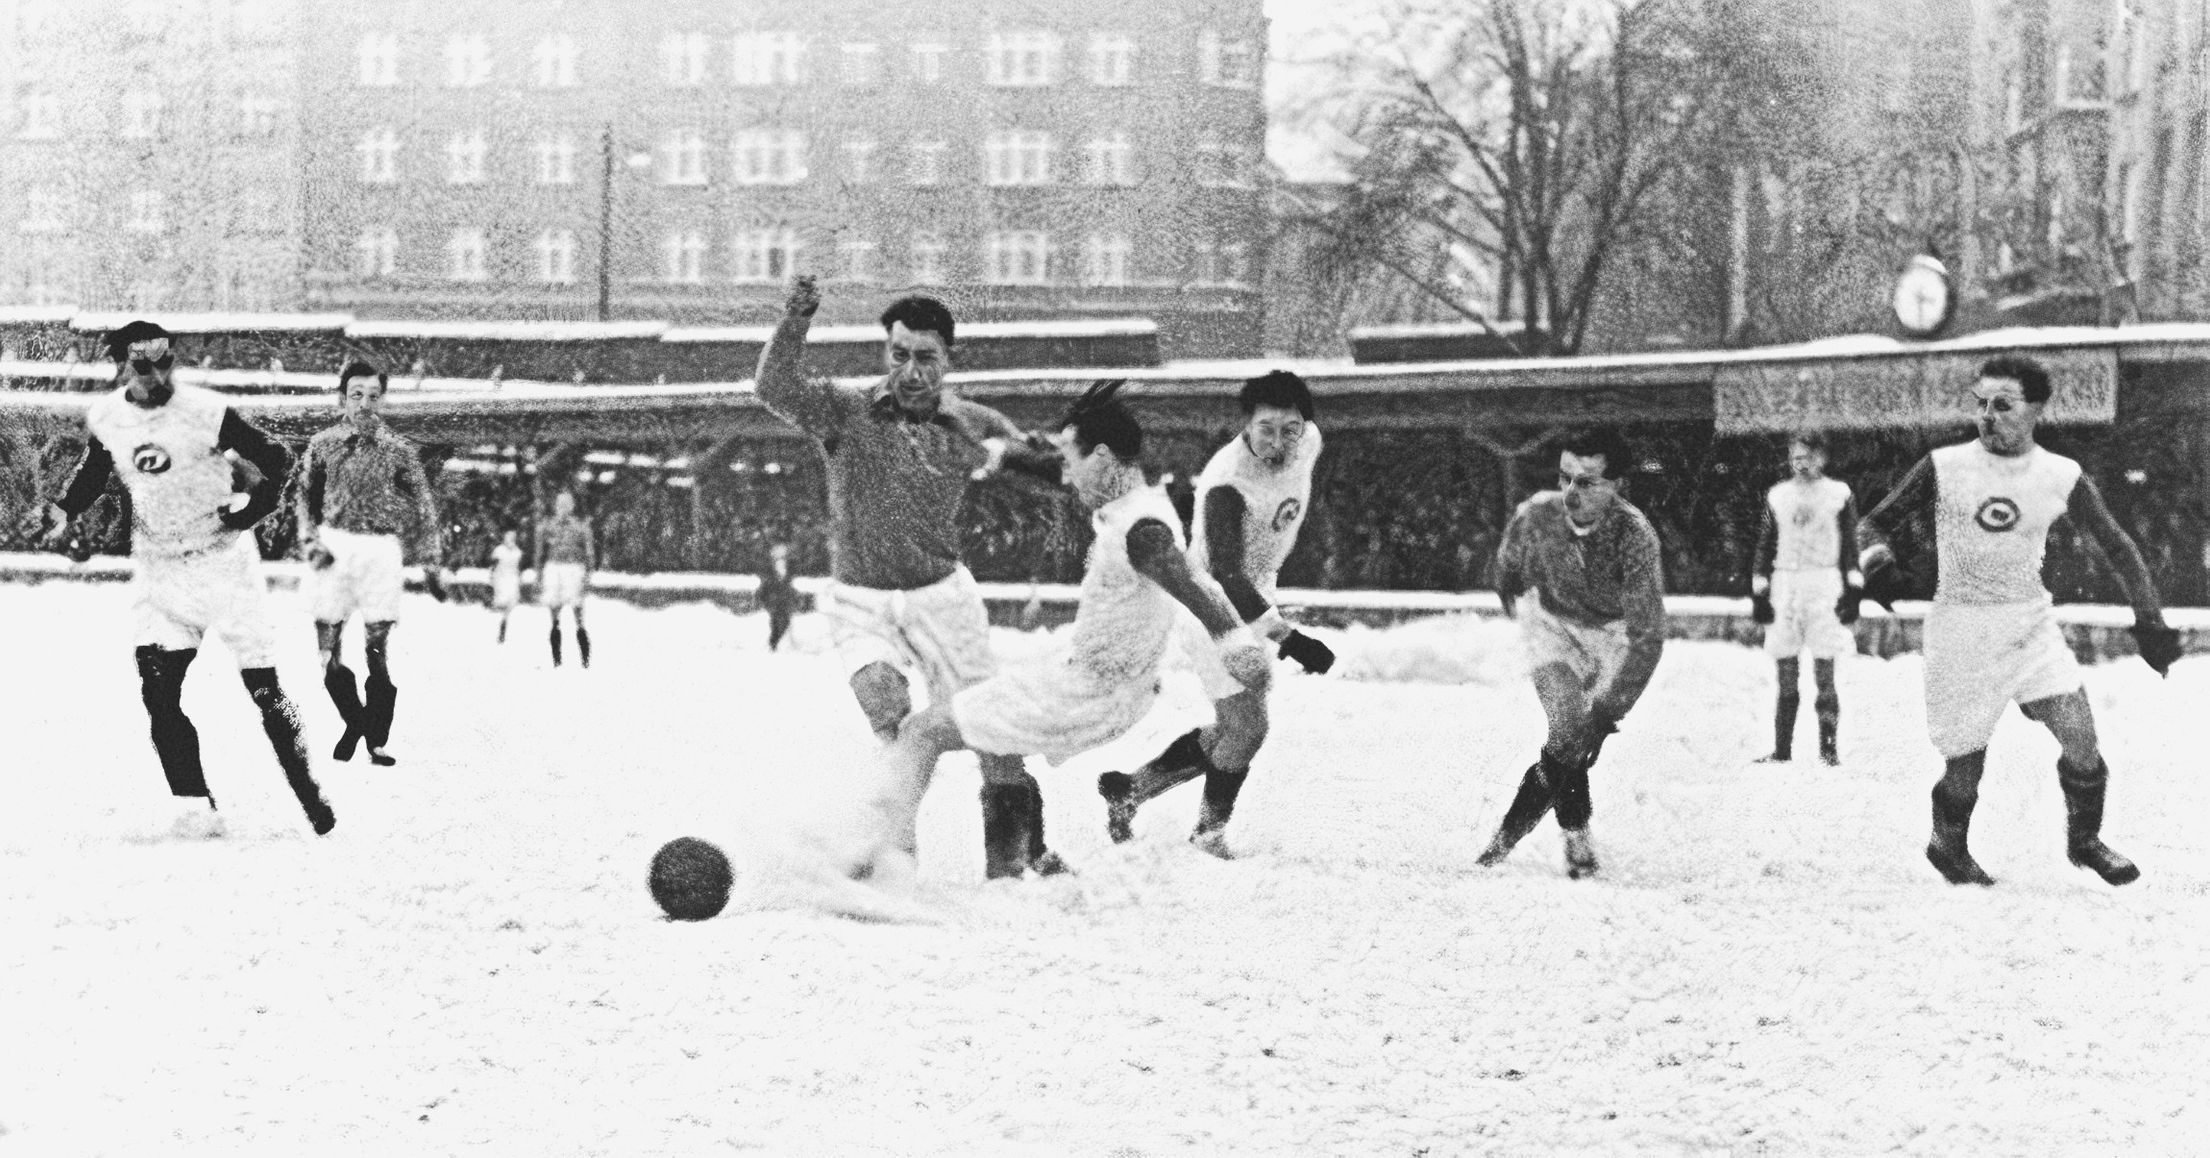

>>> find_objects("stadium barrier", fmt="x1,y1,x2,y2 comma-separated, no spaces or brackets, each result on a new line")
5,552,2201,666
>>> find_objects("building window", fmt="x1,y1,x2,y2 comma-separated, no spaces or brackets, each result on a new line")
662,33,708,86
238,94,281,138
664,230,707,283
911,231,947,282
1197,29,1258,89
1084,233,1130,286
1196,133,1252,187
1086,131,1134,186
910,43,946,84
447,130,487,184
359,127,400,183
909,140,948,186
840,43,879,86
446,229,488,282
733,32,806,85
1194,240,1248,285
730,228,797,282
122,91,164,139
1089,34,1134,85
19,186,68,233
16,92,61,139
842,138,877,184
445,34,492,88
535,133,577,185
536,229,578,284
127,189,165,234
732,129,806,185
2047,188,2066,252
984,131,1054,186
985,230,1051,285
987,32,1058,86
663,129,709,185
355,227,398,277
837,237,878,282
358,33,399,86
534,34,579,88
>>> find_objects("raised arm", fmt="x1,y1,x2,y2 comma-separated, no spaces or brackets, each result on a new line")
1595,519,1668,722
2066,475,2164,623
754,275,847,437
217,409,292,529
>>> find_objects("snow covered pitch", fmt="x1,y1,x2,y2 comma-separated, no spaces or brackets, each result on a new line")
2,582,2205,1156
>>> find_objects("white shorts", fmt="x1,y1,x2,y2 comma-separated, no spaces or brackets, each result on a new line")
541,562,589,609
1521,593,1630,695
1175,614,1257,701
133,533,278,668
1765,569,1857,660
952,654,1162,765
819,567,996,707
491,572,521,610
1923,599,2082,759
309,526,404,623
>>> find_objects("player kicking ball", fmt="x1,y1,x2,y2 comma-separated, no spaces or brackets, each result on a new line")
1749,431,1864,766
1098,370,1335,858
851,383,1273,877
1476,429,1667,878
1858,355,2178,887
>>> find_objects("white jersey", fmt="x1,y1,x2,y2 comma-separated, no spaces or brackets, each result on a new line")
1930,441,2080,606
85,383,245,561
1188,423,1323,599
1066,486,1185,687
490,542,523,580
1765,477,1852,572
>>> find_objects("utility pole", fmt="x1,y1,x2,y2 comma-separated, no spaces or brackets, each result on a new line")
597,122,614,322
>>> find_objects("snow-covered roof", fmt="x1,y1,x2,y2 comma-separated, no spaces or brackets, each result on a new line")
67,312,355,334
0,305,78,324
1349,320,1530,340
661,318,1157,344
342,320,671,342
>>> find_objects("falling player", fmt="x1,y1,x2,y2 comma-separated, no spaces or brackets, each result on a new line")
294,360,446,766
537,490,595,667
1857,355,2179,887
856,382,1272,873
1097,369,1336,858
756,274,1068,879
31,321,334,836
489,528,523,643
1476,429,1667,878
1749,431,1864,766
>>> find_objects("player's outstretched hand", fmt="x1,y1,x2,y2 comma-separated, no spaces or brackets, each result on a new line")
784,273,820,319
2131,620,2181,678
1220,639,1273,694
1750,592,1774,625
422,567,449,603
1277,629,1335,675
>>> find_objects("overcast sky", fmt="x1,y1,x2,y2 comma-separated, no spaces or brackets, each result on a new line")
1266,0,1383,182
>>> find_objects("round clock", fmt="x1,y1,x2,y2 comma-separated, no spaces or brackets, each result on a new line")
1893,254,1955,338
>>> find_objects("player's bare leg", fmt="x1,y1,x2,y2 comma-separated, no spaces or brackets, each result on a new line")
1757,657,1799,763
1812,658,1840,766
361,620,398,766
1926,749,1996,886
2020,690,2139,885
317,620,369,762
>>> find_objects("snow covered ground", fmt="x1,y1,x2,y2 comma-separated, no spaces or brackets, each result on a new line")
3,581,2206,1157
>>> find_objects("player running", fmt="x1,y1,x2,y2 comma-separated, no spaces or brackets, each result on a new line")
1096,369,1335,858
537,491,595,668
294,360,446,766
851,382,1272,876
1857,355,2178,887
1749,432,1864,766
756,274,1069,879
489,528,523,643
31,321,334,836
1475,429,1667,878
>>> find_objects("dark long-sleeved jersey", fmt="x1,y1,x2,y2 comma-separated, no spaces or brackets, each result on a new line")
1494,491,1668,710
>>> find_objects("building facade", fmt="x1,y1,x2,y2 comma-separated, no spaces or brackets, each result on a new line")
2102,0,2210,322
0,0,308,313
297,0,1269,356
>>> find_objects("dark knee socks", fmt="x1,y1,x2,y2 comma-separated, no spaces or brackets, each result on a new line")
136,646,208,798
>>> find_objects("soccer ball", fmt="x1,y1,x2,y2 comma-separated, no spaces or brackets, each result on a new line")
648,837,733,921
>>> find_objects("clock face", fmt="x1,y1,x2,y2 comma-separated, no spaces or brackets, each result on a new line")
1893,258,1953,337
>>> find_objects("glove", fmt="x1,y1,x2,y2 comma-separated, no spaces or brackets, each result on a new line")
63,530,94,564
218,508,258,532
2131,620,2181,678
1836,585,1863,626
1860,550,1907,613
422,567,449,603
1277,629,1336,675
1750,592,1774,625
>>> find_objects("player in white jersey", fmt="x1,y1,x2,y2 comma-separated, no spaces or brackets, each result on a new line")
1748,432,1864,766
32,321,334,836
838,383,1273,883
488,529,524,643
1097,370,1335,858
1858,356,2179,887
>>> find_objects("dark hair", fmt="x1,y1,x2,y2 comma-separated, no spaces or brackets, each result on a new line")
879,295,956,348
1789,430,1827,453
103,319,173,363
1238,369,1314,419
1058,379,1143,460
338,360,388,394
1978,355,2051,404
1558,428,1633,479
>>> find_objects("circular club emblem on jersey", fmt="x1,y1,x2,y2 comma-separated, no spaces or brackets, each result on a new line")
1975,496,2021,533
131,443,173,475
1271,497,1303,532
